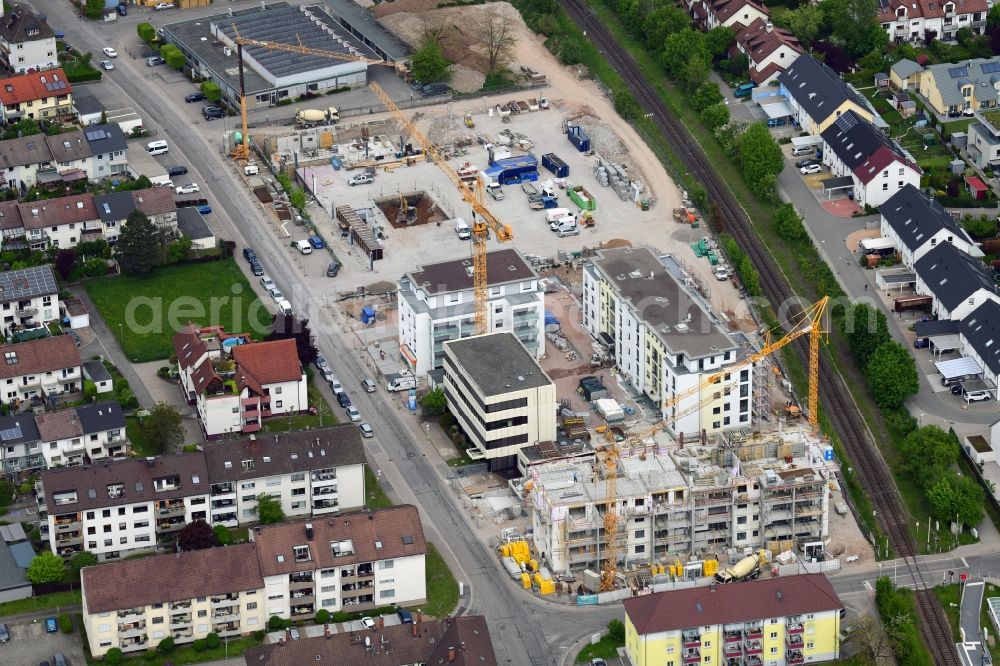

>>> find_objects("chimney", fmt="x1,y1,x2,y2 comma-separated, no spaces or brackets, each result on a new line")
285,628,292,642
765,21,773,32
411,622,418,638
146,456,155,468
324,623,330,639
305,523,314,540
448,646,457,662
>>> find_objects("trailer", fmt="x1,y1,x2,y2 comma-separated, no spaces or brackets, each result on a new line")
568,185,596,211
527,98,540,111
715,553,762,583
529,195,558,210
542,153,569,178
496,104,511,118
567,124,591,152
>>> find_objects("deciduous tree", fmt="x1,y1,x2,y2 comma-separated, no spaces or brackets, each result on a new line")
783,4,824,46
840,302,890,367
737,123,784,200
70,551,98,577
773,203,807,242
864,341,919,409
820,0,887,57
55,249,77,280
178,519,218,551
200,81,222,103
478,8,517,74
420,387,448,416
411,38,451,83
141,402,185,455
256,493,285,524
700,103,730,131
642,6,690,50
115,210,160,277
266,314,318,366
27,551,65,584
137,23,156,44
689,81,724,112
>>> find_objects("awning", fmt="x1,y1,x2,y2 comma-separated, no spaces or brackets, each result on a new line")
822,176,855,191
791,135,822,147
860,237,896,251
761,100,794,119
935,357,984,379
877,270,915,285
929,333,963,354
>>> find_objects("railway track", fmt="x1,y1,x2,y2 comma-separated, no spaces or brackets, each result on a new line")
553,0,960,662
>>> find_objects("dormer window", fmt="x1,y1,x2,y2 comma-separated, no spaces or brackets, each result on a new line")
293,545,311,562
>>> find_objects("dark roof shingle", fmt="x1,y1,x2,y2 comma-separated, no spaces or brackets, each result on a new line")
881,184,974,251
405,248,536,295
960,299,1000,374
915,242,998,311
778,54,870,122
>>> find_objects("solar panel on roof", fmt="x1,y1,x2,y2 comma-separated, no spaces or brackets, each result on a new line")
0,425,22,441
84,129,107,141
834,113,858,133
44,80,66,92
949,66,969,78
983,63,1000,74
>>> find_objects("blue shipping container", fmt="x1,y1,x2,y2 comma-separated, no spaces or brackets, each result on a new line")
567,125,591,152
542,153,569,178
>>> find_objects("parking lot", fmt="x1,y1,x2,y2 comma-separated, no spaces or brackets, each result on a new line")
2,618,87,666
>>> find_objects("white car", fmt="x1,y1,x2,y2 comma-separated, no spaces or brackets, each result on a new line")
346,406,361,422
329,378,343,394
361,617,376,631
259,276,275,291
270,289,285,302
154,2,174,9
800,164,822,175
102,47,118,58
175,183,200,194
99,60,114,71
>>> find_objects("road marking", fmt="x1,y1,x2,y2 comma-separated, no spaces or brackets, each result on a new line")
963,558,969,567
863,580,873,591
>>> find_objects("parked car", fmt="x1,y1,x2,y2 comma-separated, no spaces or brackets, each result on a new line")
321,369,335,384
326,261,341,277
346,405,361,422
794,158,818,169
260,276,276,291
53,655,68,666
315,355,329,371
397,608,413,624
185,92,206,103
54,31,64,39
45,617,58,633
590,660,608,666
767,117,786,128
270,289,285,302
167,165,188,177
289,628,300,640
308,235,324,249
250,261,264,277
329,378,343,394
116,2,127,15
146,56,164,67
950,383,964,395
102,47,118,58
913,337,930,349
800,164,822,175
175,183,200,194
0,622,9,643
154,2,174,10
337,392,351,408
361,378,376,393
196,204,212,215
965,389,991,402
359,423,374,438
202,106,226,120
361,617,376,630
99,60,114,71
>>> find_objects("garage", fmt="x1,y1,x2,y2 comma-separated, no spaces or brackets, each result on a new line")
935,356,984,381
791,135,822,148
928,333,963,358
821,175,855,198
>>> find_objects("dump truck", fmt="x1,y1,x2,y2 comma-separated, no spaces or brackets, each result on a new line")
296,106,339,127
715,553,762,583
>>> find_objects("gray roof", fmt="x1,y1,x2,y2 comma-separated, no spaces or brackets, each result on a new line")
924,58,1000,108
320,0,412,61
82,359,112,383
93,191,135,223
444,332,552,397
72,85,104,116
914,319,960,337
45,130,92,163
891,58,924,80
0,264,57,304
591,246,738,359
915,242,998,311
0,539,30,593
778,54,870,124
404,248,536,295
0,5,55,45
8,540,34,569
202,425,367,482
176,207,214,240
0,412,39,445
881,184,975,251
960,300,1000,374
0,134,54,169
75,400,125,433
84,123,127,154
820,110,906,175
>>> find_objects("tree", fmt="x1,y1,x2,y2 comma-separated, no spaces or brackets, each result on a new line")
200,81,222,103
256,493,285,524
115,210,161,276
812,40,855,73
662,29,709,84
927,473,985,526
158,637,176,654
773,203,807,242
865,341,919,409
479,8,517,74
737,123,784,200
289,187,307,212
420,387,448,416
84,0,104,19
607,619,625,642
178,519,218,551
159,43,185,71
642,6,690,50
704,26,735,59
141,402,185,455
213,524,232,545
700,103,730,131
104,648,123,666
70,551,98,577
840,303,889,367
165,237,193,265
137,22,156,44
900,426,958,478
689,81,724,113
55,249,77,280
715,118,750,158
266,314,318,366
843,614,893,666
783,4,824,46
820,0,887,57
27,551,66,584
990,3,1000,28
411,38,451,83
0,478,15,511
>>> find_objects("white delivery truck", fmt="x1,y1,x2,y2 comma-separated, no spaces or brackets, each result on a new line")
544,208,573,224
386,374,416,392
454,218,471,240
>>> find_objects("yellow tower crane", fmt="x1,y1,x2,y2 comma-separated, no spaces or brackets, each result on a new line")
598,296,829,591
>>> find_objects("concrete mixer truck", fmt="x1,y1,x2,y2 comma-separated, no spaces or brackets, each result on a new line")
295,106,340,128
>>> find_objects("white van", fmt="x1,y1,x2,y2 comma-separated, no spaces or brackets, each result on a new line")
544,208,573,223
549,214,576,231
275,299,292,316
791,145,815,157
294,239,312,255
555,221,579,237
386,375,416,392
146,140,169,155
454,218,470,240
348,172,373,186
243,163,259,176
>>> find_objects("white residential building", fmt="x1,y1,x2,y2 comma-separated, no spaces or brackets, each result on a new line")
252,506,427,619
0,412,41,476
442,332,557,473
0,334,81,406
958,300,1000,401
36,401,128,469
879,184,982,268
0,127,128,195
914,242,1000,320
0,5,58,74
0,265,59,339
397,249,545,376
733,18,803,85
582,246,752,436
687,0,769,31
877,0,988,45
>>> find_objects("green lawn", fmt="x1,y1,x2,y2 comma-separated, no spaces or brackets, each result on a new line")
418,543,459,619
260,380,337,433
365,465,393,509
84,260,272,362
94,635,263,666
576,635,625,662
0,590,81,616
935,582,1000,662
125,415,155,457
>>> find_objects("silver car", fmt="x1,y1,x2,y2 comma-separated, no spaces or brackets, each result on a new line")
346,406,361,422
359,423,373,438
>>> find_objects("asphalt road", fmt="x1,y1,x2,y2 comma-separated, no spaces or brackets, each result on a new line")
36,1,621,663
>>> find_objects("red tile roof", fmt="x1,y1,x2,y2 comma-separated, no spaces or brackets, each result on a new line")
233,338,302,386
0,68,71,106
624,574,843,635
131,187,175,218
172,322,206,371
736,18,801,64
36,409,84,442
966,175,989,191
0,335,81,380
16,193,98,230
707,0,769,27
749,61,785,85
856,145,918,185
877,0,988,22
82,543,263,614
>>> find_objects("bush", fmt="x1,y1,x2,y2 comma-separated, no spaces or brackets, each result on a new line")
253,630,266,641
58,612,73,633
607,618,625,641
213,524,232,545
158,637,175,654
269,615,289,630
192,638,207,652
104,648,123,665
315,609,330,624
205,632,221,648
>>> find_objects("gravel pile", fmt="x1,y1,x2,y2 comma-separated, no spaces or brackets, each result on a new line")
575,115,633,168
427,115,476,147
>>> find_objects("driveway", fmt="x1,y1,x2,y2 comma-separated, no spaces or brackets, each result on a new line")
133,361,204,445
3,617,87,666
958,580,986,666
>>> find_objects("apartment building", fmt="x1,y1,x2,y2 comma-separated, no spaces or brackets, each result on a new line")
777,55,877,135
37,400,127,468
442,332,556,473
688,0,769,31
243,616,497,666
41,453,210,559
623,574,843,666
958,300,1000,401
0,265,59,338
0,5,58,74
582,246,751,436
38,426,368,557
94,187,179,243
879,184,982,268
15,193,102,250
878,0,987,46
914,241,1000,320
733,19,802,85
84,124,129,181
252,505,427,619
0,68,72,124
526,427,830,574
0,334,81,405
202,428,366,527
81,542,266,657
0,126,130,193
397,249,545,376
0,412,41,476
174,324,307,437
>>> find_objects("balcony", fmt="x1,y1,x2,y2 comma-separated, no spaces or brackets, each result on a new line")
290,572,314,584
744,623,763,638
211,593,239,607
313,499,339,512
172,629,194,641
723,630,742,643
55,530,82,544
682,631,701,648
169,601,191,610
786,633,804,648
433,325,458,340
786,623,804,635
121,636,148,652
170,615,192,627
242,421,262,433
158,503,185,517
212,622,241,636
120,623,147,638
156,518,184,532
54,518,80,532
724,642,742,658
744,639,762,655
212,499,236,509
211,483,235,495
786,651,804,665
16,305,38,318
683,649,701,664
313,470,336,482
290,603,315,617
313,485,337,496
212,610,239,622
117,609,143,622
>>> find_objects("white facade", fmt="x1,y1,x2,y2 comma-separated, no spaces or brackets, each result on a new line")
879,0,987,44
1,35,57,75
0,363,79,403
0,281,58,338
915,276,1000,320
821,149,922,209
397,249,544,376
880,218,982,268
40,422,127,469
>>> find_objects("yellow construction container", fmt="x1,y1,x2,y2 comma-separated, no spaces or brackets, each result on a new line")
528,559,538,572
704,559,718,576
533,573,545,586
668,564,676,577
538,580,555,595
676,562,684,577
500,544,511,558
521,573,532,589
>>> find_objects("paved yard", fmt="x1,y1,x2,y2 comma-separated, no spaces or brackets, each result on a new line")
4,617,87,666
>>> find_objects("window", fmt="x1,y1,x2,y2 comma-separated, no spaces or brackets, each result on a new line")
120,536,127,544
152,617,164,625
88,526,96,535
275,400,283,409
806,641,814,650
634,529,645,538
293,545,311,562
770,647,778,654
381,559,394,569
292,488,305,496
635,545,645,554
247,602,257,610
198,610,207,618
770,632,777,639
291,473,305,482
103,525,111,533
241,481,256,490
380,589,395,599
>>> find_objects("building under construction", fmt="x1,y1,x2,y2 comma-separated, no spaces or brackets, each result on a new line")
522,425,832,575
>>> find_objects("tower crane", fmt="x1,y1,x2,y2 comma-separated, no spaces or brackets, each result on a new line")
598,296,829,591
